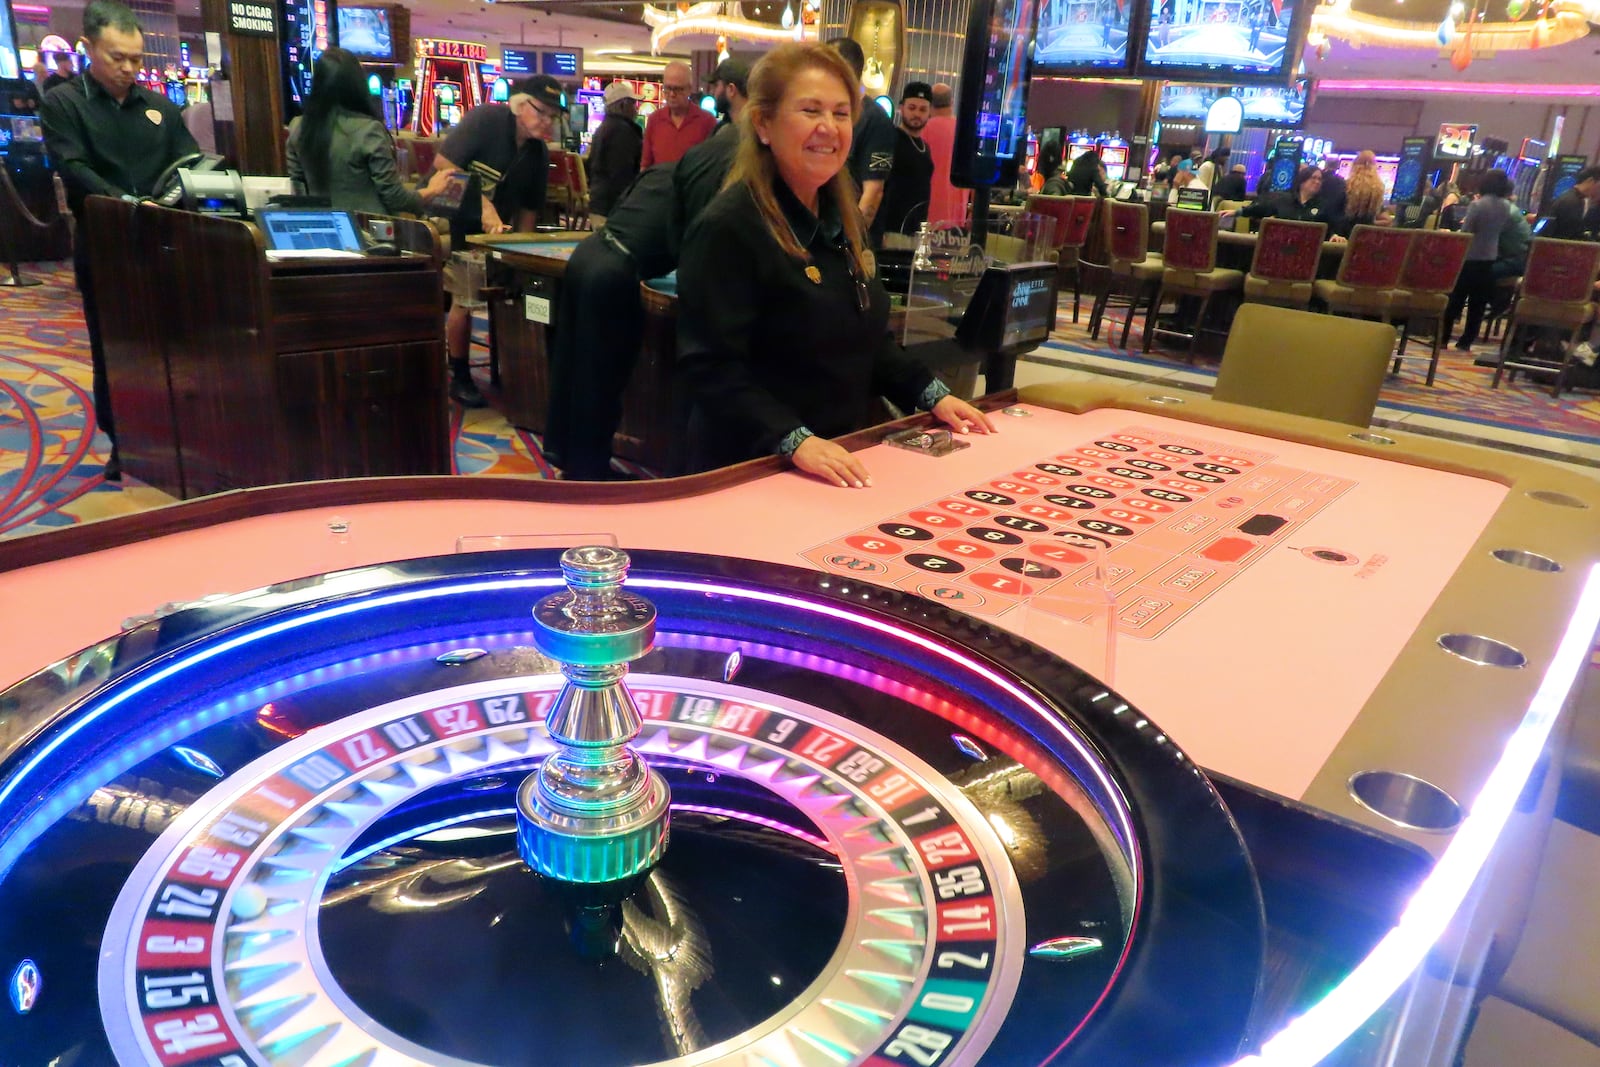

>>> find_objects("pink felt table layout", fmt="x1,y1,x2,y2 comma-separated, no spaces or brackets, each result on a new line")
5,406,1509,800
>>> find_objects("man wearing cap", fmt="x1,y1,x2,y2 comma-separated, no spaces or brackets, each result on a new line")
586,80,642,224
879,81,936,238
923,83,969,229
419,74,561,407
640,59,715,169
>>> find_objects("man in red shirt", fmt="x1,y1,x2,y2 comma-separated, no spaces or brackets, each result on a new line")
640,60,716,168
923,83,970,229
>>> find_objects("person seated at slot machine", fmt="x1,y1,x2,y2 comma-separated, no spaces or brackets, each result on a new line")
1541,165,1600,241
676,42,994,488
40,0,200,482
1212,163,1249,202
416,74,562,408
286,47,422,218
1331,149,1391,238
1065,149,1109,197
1038,150,1069,197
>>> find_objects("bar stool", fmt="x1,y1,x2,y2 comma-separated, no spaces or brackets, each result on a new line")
1088,200,1162,348
1313,225,1414,320
1388,229,1472,386
1026,194,1099,323
1242,218,1327,310
1143,209,1243,359
1493,237,1600,397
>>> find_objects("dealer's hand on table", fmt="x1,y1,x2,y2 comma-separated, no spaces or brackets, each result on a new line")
793,436,874,490
932,395,999,436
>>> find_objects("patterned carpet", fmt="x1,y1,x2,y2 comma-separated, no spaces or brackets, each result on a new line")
2,260,1597,540
1047,302,1600,444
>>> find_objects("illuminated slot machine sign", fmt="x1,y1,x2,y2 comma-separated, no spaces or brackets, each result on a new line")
281,0,334,119
412,38,489,136
953,0,1045,187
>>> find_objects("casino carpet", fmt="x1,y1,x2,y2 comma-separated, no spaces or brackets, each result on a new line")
1,261,1596,540
1046,304,1600,445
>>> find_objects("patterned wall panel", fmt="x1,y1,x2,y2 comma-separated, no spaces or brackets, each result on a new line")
128,0,182,69
822,0,974,98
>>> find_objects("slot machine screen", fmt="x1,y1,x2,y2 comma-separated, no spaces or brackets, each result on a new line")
1099,142,1129,181
952,0,1044,187
1034,0,1134,74
1141,0,1309,84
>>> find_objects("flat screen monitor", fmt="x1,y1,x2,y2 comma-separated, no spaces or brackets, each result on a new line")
1174,187,1211,210
1141,0,1308,84
501,46,536,75
542,50,580,77
0,0,19,80
337,6,393,62
956,261,1058,354
952,0,1044,187
1033,0,1134,74
258,208,362,252
1392,136,1431,204
1435,123,1477,161
1159,80,1306,125
1100,141,1129,181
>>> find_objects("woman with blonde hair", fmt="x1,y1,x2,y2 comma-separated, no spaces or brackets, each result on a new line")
676,42,993,486
1336,149,1389,236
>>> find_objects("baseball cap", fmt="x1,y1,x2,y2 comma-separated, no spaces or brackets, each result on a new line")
513,74,566,113
711,58,750,95
603,80,638,107
901,81,934,104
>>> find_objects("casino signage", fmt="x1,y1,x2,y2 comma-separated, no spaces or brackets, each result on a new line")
417,37,489,62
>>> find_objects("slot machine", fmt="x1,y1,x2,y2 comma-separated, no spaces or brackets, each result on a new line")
1097,138,1129,182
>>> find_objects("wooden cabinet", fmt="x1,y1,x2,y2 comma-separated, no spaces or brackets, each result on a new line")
86,199,450,498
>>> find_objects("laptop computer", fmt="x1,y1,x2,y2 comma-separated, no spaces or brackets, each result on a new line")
257,208,363,253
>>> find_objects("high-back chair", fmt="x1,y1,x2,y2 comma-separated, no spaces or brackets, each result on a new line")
1087,200,1162,348
1026,194,1098,323
1144,209,1243,359
1213,303,1397,427
1388,229,1472,386
1313,225,1414,319
1493,237,1600,396
1243,218,1326,309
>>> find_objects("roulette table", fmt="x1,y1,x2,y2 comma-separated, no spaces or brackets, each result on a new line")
2,380,1598,1066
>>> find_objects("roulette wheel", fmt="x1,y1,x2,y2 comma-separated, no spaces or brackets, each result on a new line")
0,548,1263,1066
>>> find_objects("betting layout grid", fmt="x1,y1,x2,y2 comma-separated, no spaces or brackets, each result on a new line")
804,425,1356,639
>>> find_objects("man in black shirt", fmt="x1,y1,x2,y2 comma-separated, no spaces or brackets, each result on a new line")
41,53,75,94
879,82,935,238
543,59,749,480
40,0,199,480
1542,166,1600,241
418,75,560,407
585,80,642,222
828,38,895,240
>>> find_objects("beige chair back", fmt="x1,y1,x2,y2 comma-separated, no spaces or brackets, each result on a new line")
1213,303,1396,427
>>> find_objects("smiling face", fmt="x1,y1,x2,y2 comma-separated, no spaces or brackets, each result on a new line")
756,66,854,207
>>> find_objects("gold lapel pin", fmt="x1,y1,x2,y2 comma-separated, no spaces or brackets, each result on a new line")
804,266,822,285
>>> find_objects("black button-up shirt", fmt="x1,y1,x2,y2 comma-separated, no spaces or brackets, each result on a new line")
39,74,198,216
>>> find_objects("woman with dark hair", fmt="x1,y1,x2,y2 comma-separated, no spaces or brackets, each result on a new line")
1065,148,1109,197
1192,147,1230,191
286,46,422,216
676,42,992,486
1239,164,1331,224
1445,167,1514,351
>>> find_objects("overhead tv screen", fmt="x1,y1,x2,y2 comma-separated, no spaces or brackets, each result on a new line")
1034,0,1134,73
337,6,393,61
1142,0,1304,83
1158,80,1306,126
952,0,1044,187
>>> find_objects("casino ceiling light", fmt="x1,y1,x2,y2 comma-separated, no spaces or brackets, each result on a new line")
1307,0,1592,56
642,1,816,53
